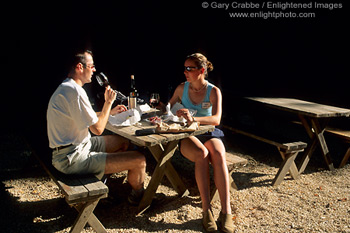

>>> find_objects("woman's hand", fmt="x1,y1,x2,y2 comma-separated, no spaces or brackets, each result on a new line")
176,108,194,124
110,105,127,115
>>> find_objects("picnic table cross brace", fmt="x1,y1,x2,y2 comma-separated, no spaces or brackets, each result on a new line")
137,140,189,215
298,115,335,173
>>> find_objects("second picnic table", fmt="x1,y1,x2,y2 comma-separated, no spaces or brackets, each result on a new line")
106,120,214,215
246,97,350,173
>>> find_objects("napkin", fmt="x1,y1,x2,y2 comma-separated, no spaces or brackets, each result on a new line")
162,102,197,124
171,102,197,116
109,108,141,126
137,103,151,114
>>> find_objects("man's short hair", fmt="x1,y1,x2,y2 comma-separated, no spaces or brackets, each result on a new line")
69,50,93,73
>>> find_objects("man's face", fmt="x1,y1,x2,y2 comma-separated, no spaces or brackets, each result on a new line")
81,53,96,84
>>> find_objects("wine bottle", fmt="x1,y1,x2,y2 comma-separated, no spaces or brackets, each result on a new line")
129,75,138,109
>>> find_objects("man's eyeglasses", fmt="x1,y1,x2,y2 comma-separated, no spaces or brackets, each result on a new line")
83,64,96,70
184,66,199,71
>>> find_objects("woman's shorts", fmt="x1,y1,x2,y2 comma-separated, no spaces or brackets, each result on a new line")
179,127,225,150
196,127,225,144
52,136,107,180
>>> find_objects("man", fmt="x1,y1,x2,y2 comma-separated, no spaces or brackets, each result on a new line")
47,50,145,204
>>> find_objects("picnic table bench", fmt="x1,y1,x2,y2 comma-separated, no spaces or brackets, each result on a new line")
223,125,307,186
33,151,108,233
324,127,350,167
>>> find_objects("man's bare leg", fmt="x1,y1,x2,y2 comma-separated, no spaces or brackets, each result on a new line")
104,151,146,190
103,135,130,153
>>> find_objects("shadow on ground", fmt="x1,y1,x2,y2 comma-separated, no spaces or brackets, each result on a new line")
1,124,349,232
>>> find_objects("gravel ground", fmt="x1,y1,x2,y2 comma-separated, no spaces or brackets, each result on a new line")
1,129,349,233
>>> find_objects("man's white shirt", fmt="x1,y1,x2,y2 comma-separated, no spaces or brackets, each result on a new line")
47,78,98,148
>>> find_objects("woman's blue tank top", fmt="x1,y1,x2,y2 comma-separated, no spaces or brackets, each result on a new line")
181,81,214,117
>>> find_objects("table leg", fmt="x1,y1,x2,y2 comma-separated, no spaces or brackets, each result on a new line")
298,115,335,172
310,118,335,171
137,140,181,215
272,151,299,186
278,150,299,180
70,199,101,233
148,142,189,197
339,147,350,168
74,202,107,233
298,139,318,174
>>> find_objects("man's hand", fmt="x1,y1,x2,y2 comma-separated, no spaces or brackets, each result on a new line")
105,86,116,104
89,86,117,135
110,105,127,115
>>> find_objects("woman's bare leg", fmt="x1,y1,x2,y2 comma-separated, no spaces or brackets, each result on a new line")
180,136,211,211
205,138,232,214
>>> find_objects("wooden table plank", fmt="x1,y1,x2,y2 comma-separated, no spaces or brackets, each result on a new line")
326,127,350,142
78,176,109,197
106,121,214,147
56,177,89,202
246,97,350,118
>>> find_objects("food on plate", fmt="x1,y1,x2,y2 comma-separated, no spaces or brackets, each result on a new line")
148,116,162,125
155,122,200,133
186,121,200,131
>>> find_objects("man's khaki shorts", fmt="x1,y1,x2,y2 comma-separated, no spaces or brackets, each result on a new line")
52,136,107,180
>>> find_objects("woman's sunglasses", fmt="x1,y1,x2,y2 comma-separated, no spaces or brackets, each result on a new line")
184,66,199,71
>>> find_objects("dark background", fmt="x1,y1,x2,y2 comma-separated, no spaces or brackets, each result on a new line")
1,2,348,231
2,1,348,140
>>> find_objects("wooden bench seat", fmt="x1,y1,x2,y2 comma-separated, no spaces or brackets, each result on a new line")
323,127,350,168
210,152,248,204
34,152,108,233
223,125,307,186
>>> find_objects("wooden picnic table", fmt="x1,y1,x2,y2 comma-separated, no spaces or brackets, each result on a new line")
246,97,350,173
106,119,214,215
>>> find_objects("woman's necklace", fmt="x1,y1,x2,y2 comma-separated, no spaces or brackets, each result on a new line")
190,81,208,93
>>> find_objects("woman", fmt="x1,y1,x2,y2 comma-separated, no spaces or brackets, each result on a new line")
168,53,234,232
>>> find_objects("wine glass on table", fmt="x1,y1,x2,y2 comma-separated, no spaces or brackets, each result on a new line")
150,93,160,108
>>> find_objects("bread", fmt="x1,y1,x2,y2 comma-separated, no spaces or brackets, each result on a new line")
155,122,200,133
